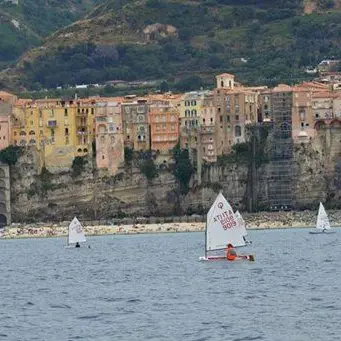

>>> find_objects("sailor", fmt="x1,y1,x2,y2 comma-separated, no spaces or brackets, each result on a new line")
226,243,237,261
75,242,80,248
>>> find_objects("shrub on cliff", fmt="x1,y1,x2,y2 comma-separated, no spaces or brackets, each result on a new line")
0,146,23,165
139,158,158,180
172,143,194,194
72,156,88,177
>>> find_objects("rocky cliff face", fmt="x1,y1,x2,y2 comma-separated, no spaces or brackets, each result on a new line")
9,138,341,223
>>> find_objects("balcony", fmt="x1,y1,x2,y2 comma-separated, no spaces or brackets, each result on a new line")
47,120,57,128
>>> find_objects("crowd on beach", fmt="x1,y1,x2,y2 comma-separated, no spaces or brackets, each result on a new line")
0,209,340,240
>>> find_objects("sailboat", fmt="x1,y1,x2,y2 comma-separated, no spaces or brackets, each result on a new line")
235,210,252,244
67,217,87,247
199,192,254,261
309,202,335,234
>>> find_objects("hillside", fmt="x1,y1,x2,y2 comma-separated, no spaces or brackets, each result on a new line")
2,0,341,90
0,0,103,66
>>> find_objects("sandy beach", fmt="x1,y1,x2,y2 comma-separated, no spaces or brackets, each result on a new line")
1,210,340,240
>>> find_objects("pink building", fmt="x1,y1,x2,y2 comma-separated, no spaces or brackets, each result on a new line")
95,100,124,175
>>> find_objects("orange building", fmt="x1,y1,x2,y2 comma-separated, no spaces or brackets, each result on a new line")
149,104,179,155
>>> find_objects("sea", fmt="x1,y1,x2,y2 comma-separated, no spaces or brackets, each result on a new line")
0,228,341,341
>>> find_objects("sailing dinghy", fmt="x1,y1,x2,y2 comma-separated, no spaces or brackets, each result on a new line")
199,193,254,261
309,202,335,234
235,210,252,244
66,217,87,247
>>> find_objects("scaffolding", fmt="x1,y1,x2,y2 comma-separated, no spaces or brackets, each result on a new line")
268,91,294,211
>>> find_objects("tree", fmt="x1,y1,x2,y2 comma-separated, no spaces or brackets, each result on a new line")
172,143,194,194
160,80,169,93
174,75,203,92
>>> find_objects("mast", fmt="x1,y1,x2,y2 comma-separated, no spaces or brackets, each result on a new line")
204,222,207,258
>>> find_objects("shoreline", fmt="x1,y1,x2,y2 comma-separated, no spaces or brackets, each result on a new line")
1,210,341,240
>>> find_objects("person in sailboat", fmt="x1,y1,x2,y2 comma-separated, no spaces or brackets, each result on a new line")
226,243,238,261
75,242,80,248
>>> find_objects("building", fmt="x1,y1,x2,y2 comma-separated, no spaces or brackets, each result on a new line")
11,98,96,170
214,87,258,155
95,100,124,175
198,92,217,163
121,97,150,151
149,104,179,163
291,87,315,143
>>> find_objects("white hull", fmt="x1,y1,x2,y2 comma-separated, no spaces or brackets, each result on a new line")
309,229,336,234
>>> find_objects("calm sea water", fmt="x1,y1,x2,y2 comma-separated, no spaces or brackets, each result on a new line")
1,228,341,341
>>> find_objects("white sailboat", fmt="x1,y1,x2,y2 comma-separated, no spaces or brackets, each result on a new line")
309,202,335,234
67,217,87,246
199,192,247,261
235,210,252,244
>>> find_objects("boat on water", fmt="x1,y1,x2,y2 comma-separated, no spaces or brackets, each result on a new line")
309,202,336,234
234,210,252,245
66,217,87,247
199,192,254,262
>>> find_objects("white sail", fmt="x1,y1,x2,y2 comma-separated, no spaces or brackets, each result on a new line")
235,210,247,237
206,193,246,252
68,217,86,245
316,202,331,230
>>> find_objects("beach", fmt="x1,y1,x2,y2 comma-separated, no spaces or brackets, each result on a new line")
1,210,341,240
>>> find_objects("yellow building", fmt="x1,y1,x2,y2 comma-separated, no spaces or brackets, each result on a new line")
11,98,96,170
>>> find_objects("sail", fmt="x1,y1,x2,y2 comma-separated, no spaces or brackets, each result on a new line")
235,210,247,237
316,202,331,230
68,217,86,244
206,193,246,252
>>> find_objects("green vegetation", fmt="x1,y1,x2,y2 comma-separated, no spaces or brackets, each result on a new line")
172,142,194,194
2,0,341,89
124,147,133,164
71,156,88,177
0,0,101,63
139,157,158,180
0,145,22,165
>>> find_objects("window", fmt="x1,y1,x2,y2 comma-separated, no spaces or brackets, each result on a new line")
30,121,33,126
29,139,36,145
65,128,69,136
19,140,26,146
102,155,105,160
64,109,68,117
191,100,196,106
49,110,54,118
203,118,206,124
227,115,230,122
210,118,213,123
65,136,69,145
20,131,26,136
235,115,239,121
29,130,35,135
40,130,43,136
235,125,242,137
83,148,88,153
14,131,17,136
191,109,197,117
100,136,105,145
91,108,94,115
51,129,54,137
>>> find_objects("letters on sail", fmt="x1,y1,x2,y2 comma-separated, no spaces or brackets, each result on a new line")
206,193,246,252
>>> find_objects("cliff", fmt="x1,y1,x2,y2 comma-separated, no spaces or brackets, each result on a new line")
9,137,341,223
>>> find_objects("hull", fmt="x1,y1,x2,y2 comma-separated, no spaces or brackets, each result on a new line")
199,255,254,262
309,229,336,234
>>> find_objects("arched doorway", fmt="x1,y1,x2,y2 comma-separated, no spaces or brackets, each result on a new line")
0,214,7,227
